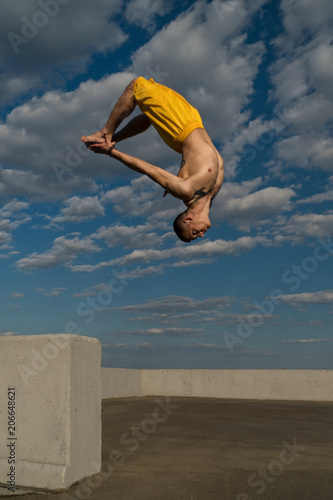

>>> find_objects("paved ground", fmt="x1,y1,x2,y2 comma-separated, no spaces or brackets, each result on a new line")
1,397,333,500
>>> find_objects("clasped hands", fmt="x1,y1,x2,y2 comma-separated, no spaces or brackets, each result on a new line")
87,135,117,157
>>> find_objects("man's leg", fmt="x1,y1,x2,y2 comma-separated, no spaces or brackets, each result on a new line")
112,114,151,144
81,79,138,145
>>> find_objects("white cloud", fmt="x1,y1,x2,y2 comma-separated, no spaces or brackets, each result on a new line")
0,0,126,105
0,167,97,201
102,172,182,220
0,231,12,247
0,198,31,250
273,212,333,242
124,0,173,31
113,295,234,314
1,200,29,213
283,93,333,134
73,280,129,299
95,223,165,249
217,185,296,229
270,57,308,106
278,290,333,305
69,235,261,272
275,0,333,50
299,188,333,205
16,234,101,271
35,287,67,297
211,178,297,229
283,339,333,343
9,292,24,299
274,134,333,174
113,327,205,337
221,117,279,180
172,258,215,267
123,264,166,279
50,196,105,224
200,311,278,325
269,0,333,173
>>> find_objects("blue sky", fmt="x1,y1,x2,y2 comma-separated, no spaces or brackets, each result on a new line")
0,0,332,369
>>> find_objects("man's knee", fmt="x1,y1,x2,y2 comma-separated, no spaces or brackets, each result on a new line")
125,78,139,102
124,77,139,106
126,78,139,92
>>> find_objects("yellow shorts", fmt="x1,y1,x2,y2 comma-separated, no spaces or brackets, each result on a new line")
133,77,204,153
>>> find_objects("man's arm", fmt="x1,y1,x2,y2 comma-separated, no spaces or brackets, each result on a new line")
211,157,224,201
113,114,151,144
112,149,193,200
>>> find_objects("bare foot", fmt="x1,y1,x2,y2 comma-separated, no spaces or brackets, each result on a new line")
81,131,108,146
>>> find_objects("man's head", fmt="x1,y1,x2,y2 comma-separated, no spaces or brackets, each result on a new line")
173,211,211,242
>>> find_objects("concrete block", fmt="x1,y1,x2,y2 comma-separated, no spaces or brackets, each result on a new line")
0,334,101,492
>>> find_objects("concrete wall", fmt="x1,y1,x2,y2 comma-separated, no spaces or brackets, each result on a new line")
0,335,101,492
101,368,142,398
102,368,333,401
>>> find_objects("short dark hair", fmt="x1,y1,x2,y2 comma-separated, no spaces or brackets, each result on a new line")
173,213,192,242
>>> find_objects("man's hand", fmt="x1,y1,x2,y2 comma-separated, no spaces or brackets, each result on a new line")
89,136,117,157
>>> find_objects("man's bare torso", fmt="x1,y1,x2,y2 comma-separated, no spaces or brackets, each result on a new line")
176,128,224,206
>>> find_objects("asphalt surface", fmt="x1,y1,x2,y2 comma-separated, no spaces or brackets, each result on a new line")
1,397,332,500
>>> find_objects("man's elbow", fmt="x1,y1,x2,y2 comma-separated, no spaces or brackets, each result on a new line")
179,184,193,201
165,179,193,200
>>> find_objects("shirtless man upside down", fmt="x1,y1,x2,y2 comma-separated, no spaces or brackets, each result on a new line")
81,77,224,242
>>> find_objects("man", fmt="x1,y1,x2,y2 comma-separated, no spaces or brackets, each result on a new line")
81,77,224,242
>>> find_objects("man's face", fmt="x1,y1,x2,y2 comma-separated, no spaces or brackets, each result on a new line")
187,220,209,240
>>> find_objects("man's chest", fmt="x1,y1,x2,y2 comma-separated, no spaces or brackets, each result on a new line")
176,157,204,180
